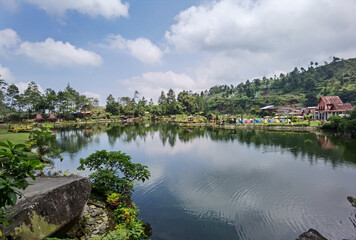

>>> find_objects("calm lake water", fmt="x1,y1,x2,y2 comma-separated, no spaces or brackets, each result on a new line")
50,123,356,240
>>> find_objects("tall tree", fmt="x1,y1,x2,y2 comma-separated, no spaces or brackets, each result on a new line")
24,81,42,115
5,84,19,113
106,94,119,115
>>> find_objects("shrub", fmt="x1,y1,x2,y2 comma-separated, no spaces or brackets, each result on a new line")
0,141,45,228
77,150,150,195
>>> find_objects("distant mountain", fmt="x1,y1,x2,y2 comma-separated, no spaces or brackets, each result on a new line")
204,58,356,114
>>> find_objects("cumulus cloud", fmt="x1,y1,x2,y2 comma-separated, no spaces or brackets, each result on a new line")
106,35,163,65
24,0,129,19
121,71,201,101
165,0,356,83
17,38,103,67
15,81,45,94
0,28,21,55
83,91,101,100
0,64,15,83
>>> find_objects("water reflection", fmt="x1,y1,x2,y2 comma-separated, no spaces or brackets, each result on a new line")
56,122,356,166
52,123,356,240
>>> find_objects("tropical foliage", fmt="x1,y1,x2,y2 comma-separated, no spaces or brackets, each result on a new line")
0,141,45,228
26,125,62,162
321,108,356,137
78,150,150,239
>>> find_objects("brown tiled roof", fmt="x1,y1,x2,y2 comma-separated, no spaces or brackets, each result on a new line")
334,103,353,111
320,96,343,105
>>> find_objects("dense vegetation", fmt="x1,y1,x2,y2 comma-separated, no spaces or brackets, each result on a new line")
78,150,151,239
0,81,101,121
0,141,45,234
203,57,356,114
104,57,356,116
321,108,356,137
0,57,355,120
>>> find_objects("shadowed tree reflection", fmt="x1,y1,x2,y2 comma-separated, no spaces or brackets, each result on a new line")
56,123,356,166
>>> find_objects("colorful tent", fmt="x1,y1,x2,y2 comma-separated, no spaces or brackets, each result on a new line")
274,119,280,123
244,119,250,123
262,119,268,123
256,119,262,123
251,119,256,123
268,119,274,123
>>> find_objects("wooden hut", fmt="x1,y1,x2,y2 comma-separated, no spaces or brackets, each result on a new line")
48,113,57,121
35,114,44,122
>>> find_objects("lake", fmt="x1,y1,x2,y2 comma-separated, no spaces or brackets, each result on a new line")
50,123,356,240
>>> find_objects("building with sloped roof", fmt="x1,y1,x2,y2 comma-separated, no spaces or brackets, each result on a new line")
317,96,353,121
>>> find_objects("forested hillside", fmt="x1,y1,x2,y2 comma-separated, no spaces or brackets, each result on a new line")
204,57,356,114
1,58,355,119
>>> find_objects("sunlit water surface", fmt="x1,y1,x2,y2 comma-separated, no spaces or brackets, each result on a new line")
49,123,356,240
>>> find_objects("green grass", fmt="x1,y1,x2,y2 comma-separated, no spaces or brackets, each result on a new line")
0,129,39,160
0,129,30,144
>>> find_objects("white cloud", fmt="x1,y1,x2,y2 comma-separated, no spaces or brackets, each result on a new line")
0,64,15,83
166,0,356,54
83,91,101,100
17,38,103,67
106,35,163,65
24,0,129,19
15,81,45,94
164,0,356,84
0,28,21,54
121,71,201,101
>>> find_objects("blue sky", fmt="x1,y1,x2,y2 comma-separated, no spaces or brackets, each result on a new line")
1,0,356,104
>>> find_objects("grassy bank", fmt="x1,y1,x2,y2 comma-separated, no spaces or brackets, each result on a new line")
0,129,30,144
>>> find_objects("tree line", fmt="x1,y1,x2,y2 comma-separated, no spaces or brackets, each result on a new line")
105,89,205,117
1,57,355,120
0,78,98,121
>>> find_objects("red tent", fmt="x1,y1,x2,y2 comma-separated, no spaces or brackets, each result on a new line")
35,114,43,121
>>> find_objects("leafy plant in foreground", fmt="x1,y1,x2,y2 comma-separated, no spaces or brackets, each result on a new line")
26,124,62,162
0,140,45,229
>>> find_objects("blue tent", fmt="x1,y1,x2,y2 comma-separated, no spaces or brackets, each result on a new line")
280,119,285,122
256,119,262,123
251,120,256,123
239,120,243,123
268,119,274,123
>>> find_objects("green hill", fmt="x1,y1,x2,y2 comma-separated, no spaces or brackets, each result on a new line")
204,58,356,114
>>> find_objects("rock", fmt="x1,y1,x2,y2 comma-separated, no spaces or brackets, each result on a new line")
297,229,327,240
88,219,96,225
0,176,91,240
98,223,106,231
347,196,356,208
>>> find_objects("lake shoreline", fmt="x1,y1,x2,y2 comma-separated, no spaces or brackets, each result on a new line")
177,122,320,132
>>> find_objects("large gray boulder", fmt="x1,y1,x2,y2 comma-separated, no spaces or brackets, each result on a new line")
296,229,327,240
0,176,91,240
347,196,356,208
